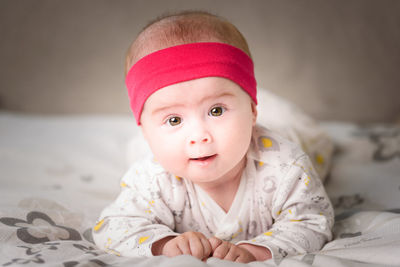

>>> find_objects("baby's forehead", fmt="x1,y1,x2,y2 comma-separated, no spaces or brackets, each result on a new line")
144,77,247,109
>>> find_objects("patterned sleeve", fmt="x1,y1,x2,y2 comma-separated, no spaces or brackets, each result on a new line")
92,161,180,257
237,154,334,260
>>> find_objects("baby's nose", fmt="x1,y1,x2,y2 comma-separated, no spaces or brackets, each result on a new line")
190,137,209,144
189,129,213,145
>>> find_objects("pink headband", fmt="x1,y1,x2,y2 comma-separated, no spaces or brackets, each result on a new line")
125,42,257,125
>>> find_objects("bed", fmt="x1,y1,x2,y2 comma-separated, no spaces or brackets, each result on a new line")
1,88,399,266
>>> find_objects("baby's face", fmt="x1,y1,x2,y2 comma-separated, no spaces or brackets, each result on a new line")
140,77,257,187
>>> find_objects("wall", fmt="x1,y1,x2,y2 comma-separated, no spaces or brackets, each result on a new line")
1,0,399,122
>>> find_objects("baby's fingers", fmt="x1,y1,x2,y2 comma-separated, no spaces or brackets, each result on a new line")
209,236,222,251
188,235,210,259
200,237,212,259
164,246,183,257
175,236,191,255
189,237,203,259
224,245,241,261
212,241,230,259
176,242,190,256
162,238,185,257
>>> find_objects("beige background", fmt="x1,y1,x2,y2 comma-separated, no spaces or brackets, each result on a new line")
0,0,399,123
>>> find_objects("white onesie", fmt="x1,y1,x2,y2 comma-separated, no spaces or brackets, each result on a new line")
93,125,334,260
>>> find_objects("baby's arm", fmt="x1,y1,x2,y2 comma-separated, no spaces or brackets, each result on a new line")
238,154,334,259
92,163,181,257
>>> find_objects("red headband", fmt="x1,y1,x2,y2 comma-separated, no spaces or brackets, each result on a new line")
125,42,257,125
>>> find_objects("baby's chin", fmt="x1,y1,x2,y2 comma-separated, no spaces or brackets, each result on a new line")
180,170,241,188
171,170,225,186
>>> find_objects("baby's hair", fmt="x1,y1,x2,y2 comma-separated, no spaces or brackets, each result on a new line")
125,10,251,76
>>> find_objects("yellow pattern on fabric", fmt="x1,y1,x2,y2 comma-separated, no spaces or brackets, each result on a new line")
139,236,149,244
261,137,273,148
316,154,325,165
93,219,104,232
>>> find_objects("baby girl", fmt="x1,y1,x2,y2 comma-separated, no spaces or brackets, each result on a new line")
93,11,334,263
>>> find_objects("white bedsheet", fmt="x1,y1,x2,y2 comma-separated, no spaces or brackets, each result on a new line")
1,112,399,266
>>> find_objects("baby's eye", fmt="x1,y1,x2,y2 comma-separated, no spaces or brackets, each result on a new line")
167,116,182,126
209,106,225,117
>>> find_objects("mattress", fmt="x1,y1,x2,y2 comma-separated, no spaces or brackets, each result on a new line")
0,111,399,266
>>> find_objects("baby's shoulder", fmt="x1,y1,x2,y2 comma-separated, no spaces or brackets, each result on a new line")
120,158,189,210
250,124,306,165
121,157,174,189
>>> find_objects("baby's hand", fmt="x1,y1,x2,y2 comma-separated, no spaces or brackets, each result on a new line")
209,237,256,263
153,232,212,260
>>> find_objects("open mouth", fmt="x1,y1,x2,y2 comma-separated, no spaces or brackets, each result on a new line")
190,154,217,162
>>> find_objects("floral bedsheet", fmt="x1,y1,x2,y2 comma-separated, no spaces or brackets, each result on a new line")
0,112,399,266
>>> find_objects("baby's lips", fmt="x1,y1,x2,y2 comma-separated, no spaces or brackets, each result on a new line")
190,154,217,161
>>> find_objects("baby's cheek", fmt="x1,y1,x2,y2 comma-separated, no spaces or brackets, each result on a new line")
231,127,252,151
155,149,185,174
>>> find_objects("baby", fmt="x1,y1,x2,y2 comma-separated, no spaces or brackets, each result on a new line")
93,11,334,263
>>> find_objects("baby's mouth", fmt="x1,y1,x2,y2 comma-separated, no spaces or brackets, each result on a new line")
190,154,217,161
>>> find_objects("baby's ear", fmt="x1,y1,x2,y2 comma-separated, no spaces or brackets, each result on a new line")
251,102,258,126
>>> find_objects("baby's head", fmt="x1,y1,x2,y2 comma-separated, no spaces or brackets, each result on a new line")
125,10,252,73
125,11,258,186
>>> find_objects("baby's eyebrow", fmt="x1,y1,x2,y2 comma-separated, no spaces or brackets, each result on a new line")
151,92,235,116
202,92,235,102
151,103,185,116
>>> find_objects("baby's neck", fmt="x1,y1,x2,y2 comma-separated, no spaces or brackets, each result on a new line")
196,158,246,213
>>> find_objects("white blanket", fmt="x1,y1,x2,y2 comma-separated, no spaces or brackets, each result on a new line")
1,101,399,266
